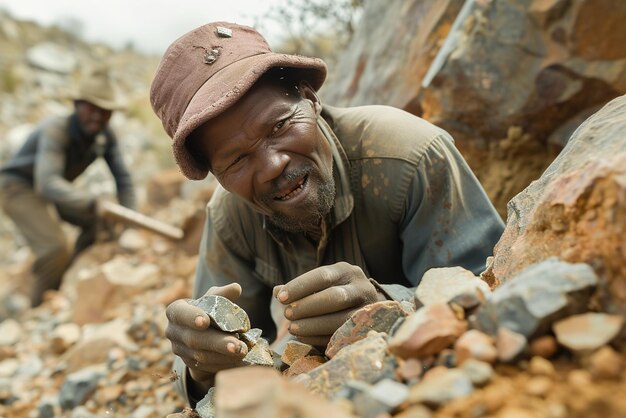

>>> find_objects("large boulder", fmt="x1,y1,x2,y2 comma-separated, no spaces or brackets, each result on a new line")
491,94,626,315
323,0,626,216
320,0,463,115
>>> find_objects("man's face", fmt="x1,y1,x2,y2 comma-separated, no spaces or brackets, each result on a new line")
75,100,112,137
190,79,335,233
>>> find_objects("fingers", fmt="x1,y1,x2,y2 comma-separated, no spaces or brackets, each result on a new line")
170,327,248,376
275,262,358,303
167,283,243,329
172,327,247,357
206,283,242,302
175,341,246,373
283,286,365,320
288,308,355,337
296,335,331,347
166,299,211,329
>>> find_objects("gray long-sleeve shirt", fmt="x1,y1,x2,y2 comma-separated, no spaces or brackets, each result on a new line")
174,104,504,404
0,114,135,211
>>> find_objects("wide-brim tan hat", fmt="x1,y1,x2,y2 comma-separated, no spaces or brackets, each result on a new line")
72,64,126,111
150,21,327,180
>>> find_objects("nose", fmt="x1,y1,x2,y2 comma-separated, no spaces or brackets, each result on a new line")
255,146,290,184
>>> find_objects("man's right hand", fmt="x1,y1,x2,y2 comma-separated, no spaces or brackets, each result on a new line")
165,283,248,392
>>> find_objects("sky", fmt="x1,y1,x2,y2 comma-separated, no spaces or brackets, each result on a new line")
0,0,286,55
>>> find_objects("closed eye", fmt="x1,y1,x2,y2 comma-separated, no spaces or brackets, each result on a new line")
230,154,246,167
270,117,290,137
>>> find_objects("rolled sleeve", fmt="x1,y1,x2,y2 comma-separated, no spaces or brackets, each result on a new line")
104,135,136,209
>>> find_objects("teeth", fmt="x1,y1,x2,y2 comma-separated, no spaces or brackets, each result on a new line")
277,178,305,201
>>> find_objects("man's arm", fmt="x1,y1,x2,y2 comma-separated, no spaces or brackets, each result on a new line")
103,131,136,209
399,133,504,284
168,195,274,406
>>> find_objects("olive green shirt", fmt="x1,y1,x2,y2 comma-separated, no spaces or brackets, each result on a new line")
175,104,504,404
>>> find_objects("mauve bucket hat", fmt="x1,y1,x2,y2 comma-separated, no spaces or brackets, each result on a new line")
150,21,328,180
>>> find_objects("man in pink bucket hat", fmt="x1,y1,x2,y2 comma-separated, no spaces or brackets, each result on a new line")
150,22,503,404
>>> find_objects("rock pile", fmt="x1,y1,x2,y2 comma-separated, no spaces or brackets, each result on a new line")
0,238,191,417
0,169,212,417
183,259,624,418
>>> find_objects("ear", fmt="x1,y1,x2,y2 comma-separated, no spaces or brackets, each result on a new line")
298,80,322,117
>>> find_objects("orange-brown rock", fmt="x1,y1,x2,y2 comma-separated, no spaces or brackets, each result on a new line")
587,346,624,380
72,257,160,324
284,355,326,378
323,0,626,216
492,95,626,316
326,300,409,359
145,168,186,208
553,313,624,352
389,303,467,359
497,327,528,363
529,335,558,359
305,333,396,399
454,330,497,364
281,340,319,366
215,366,352,418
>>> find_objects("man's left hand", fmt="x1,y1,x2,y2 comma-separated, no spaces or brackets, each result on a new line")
273,262,383,346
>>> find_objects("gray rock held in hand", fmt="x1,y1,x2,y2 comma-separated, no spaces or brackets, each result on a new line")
188,295,250,333
196,387,215,418
242,338,275,367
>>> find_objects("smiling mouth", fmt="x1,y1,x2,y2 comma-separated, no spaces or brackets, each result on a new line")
274,175,308,201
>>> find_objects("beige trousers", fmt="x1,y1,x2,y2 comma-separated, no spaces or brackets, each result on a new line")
0,176,96,306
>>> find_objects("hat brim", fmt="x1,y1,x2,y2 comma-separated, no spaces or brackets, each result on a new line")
172,52,327,180
71,93,126,111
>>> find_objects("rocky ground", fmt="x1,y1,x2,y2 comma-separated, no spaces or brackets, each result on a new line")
0,166,214,417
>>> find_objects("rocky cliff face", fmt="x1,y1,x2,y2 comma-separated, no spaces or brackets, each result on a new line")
322,0,626,217
491,94,626,316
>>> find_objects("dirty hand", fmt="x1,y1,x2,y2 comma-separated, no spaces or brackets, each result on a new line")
165,283,248,389
273,262,383,346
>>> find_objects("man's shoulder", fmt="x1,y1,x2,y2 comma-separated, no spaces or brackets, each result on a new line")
40,115,69,130
208,185,262,228
323,104,450,163
206,185,266,257
38,115,70,141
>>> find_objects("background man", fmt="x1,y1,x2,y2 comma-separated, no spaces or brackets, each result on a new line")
0,65,135,307
150,22,504,405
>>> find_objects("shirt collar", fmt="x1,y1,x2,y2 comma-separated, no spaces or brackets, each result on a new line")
317,114,354,228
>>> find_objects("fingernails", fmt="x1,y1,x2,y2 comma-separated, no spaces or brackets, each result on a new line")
227,342,246,355
285,307,293,319
289,323,299,333
194,315,206,328
277,290,288,302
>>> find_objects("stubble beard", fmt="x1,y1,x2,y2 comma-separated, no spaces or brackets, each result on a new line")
266,166,335,234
